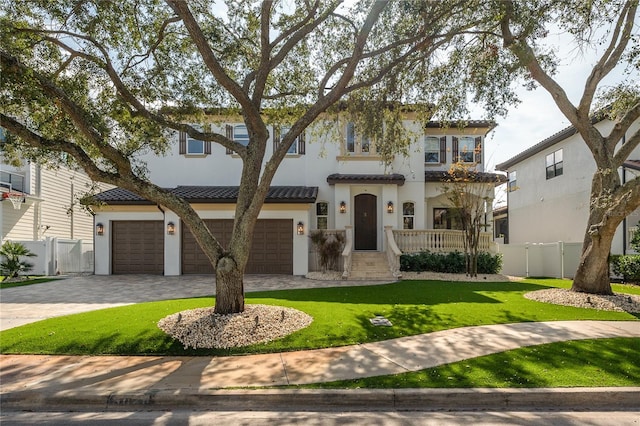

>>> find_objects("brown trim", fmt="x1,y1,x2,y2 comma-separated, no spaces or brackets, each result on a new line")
452,136,459,162
225,124,233,154
179,131,186,154
326,173,405,185
439,136,446,164
475,136,482,163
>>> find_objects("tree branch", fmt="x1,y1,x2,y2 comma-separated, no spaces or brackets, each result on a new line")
579,0,638,114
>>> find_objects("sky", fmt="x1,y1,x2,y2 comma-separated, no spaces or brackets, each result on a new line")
483,29,638,173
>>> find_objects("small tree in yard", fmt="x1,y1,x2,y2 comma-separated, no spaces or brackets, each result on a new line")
442,162,501,277
0,241,36,281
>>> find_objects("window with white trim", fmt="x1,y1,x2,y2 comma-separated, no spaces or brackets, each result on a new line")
346,122,372,155
316,202,328,230
403,202,415,229
508,171,517,192
424,137,440,163
234,124,250,146
546,149,563,179
179,124,211,156
458,137,475,163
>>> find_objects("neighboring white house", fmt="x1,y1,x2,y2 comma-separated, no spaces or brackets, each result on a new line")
93,113,505,276
1,128,112,274
495,116,640,255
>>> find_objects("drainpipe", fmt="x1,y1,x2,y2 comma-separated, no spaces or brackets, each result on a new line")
622,134,627,255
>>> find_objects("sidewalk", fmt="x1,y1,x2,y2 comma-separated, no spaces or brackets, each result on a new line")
2,320,639,411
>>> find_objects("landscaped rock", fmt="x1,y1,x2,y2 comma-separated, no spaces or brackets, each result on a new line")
158,304,313,349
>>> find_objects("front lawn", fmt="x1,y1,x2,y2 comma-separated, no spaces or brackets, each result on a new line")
0,278,637,356
0,277,58,289
312,337,640,388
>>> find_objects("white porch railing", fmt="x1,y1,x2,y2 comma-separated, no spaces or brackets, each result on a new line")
384,226,402,278
341,226,353,278
393,229,493,254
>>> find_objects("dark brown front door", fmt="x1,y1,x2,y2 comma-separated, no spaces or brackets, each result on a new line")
354,193,377,250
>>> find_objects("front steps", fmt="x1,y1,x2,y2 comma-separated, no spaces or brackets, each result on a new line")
347,251,396,280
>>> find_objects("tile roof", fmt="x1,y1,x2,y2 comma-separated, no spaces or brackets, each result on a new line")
94,186,319,205
326,173,405,185
424,170,507,186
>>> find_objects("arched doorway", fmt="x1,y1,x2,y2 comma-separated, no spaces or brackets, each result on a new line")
354,193,377,250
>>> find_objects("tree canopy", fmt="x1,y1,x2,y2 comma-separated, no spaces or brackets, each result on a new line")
1,0,517,313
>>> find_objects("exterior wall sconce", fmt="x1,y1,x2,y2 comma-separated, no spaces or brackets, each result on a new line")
387,201,394,214
167,222,176,235
339,201,347,214
297,221,304,235
96,223,104,236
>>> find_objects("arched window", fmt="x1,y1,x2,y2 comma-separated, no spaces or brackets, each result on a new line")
316,202,328,230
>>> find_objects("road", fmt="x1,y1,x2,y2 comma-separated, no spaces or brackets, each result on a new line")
2,410,640,425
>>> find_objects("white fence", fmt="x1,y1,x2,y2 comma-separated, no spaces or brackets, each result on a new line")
497,242,582,279
13,238,93,276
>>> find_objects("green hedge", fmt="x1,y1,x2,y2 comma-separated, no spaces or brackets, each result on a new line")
610,254,640,282
400,251,503,275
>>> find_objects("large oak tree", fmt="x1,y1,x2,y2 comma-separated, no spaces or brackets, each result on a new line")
0,0,508,313
495,0,639,294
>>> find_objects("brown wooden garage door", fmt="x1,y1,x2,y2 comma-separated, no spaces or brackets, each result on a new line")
182,219,293,274
112,221,164,274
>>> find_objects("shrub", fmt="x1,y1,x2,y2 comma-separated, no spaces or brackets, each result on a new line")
309,230,344,272
477,252,503,274
610,254,640,282
400,250,502,275
0,241,36,281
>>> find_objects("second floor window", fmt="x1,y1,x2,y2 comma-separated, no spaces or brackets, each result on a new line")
424,136,446,163
225,124,250,154
179,125,211,156
274,126,306,155
546,149,563,179
316,202,328,229
508,171,517,192
453,136,481,163
403,202,415,229
346,122,372,155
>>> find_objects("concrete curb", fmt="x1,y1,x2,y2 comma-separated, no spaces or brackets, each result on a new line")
3,387,639,412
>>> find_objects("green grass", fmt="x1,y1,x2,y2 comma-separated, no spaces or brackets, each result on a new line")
0,277,58,289
1,278,637,356
312,337,640,389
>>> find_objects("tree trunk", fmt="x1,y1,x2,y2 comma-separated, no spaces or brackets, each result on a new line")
571,210,615,295
572,239,614,295
214,256,245,314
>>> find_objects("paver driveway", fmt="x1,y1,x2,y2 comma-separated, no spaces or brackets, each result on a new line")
0,274,392,330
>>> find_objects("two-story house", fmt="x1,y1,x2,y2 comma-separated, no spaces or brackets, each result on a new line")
93,113,505,277
496,116,640,254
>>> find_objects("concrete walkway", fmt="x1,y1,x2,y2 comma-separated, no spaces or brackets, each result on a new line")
1,275,639,411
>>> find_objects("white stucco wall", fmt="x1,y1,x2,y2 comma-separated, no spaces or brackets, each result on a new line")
503,118,640,254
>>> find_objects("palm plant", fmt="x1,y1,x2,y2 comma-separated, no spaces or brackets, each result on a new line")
0,241,36,281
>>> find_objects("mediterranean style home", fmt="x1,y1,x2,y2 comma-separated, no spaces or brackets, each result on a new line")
496,116,640,255
93,114,506,277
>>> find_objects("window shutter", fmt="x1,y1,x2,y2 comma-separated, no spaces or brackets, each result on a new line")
179,131,186,154
204,141,211,155
452,136,459,162
225,124,233,155
298,130,306,155
474,136,482,163
273,127,281,152
439,136,446,164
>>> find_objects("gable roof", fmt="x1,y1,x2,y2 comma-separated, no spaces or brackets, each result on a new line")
495,113,608,171
94,186,319,205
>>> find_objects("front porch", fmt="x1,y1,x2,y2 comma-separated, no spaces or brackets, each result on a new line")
308,228,495,279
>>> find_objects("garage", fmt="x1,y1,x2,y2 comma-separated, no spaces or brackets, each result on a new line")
182,219,293,274
112,220,164,274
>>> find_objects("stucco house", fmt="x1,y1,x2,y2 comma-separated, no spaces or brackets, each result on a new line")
93,113,505,277
496,116,640,254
